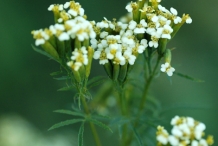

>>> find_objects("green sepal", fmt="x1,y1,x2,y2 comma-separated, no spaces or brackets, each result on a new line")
40,42,60,60
113,64,120,81
75,37,81,49
48,119,84,131
72,70,81,83
86,46,94,78
79,65,86,81
103,62,113,78
57,40,65,58
118,63,128,82
157,38,168,56
32,44,60,62
82,39,89,48
65,39,72,54
164,49,171,63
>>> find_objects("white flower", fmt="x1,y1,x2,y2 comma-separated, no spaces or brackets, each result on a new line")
133,19,147,34
32,29,49,46
93,49,108,65
64,1,84,16
67,61,82,71
171,126,183,137
125,2,137,12
100,31,109,39
123,51,136,65
105,44,121,59
156,126,169,145
186,117,195,127
171,115,180,126
58,32,70,41
128,20,137,30
113,51,125,65
186,17,192,24
71,48,88,65
168,135,179,146
160,62,175,76
157,135,168,145
170,7,182,24
157,25,173,39
117,21,128,30
149,32,161,48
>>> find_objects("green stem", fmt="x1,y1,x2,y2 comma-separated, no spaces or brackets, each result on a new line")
125,56,161,145
139,56,161,112
80,94,102,146
117,83,128,146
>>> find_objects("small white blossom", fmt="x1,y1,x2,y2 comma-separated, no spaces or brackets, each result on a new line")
128,20,137,30
160,62,175,76
186,16,192,24
125,2,137,12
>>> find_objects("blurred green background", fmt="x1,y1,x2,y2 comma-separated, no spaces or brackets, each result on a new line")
0,0,217,145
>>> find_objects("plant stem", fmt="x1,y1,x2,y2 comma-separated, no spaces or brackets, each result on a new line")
80,94,102,146
117,83,128,146
125,56,161,145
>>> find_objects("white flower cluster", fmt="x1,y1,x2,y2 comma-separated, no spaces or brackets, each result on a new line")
32,1,96,46
91,18,148,65
125,3,192,48
48,1,85,22
156,116,214,146
67,46,88,71
160,62,175,76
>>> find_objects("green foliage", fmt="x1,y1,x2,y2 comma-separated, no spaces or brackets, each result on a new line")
78,122,85,146
48,119,84,131
131,125,143,146
32,45,59,62
87,118,113,133
57,85,76,91
53,109,85,117
174,72,204,82
53,76,71,80
87,76,108,89
50,71,63,76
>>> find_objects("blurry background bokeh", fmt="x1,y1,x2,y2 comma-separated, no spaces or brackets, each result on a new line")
0,0,217,145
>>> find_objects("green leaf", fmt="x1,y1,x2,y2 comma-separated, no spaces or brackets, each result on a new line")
87,118,113,133
48,119,84,131
32,45,59,62
50,71,62,76
54,76,70,80
87,76,108,89
54,109,85,117
78,122,85,146
174,72,204,82
57,86,76,91
131,125,143,146
91,114,111,120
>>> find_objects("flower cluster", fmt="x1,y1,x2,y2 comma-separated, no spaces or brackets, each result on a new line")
91,18,148,66
31,1,96,73
125,0,192,49
156,116,214,146
67,46,88,71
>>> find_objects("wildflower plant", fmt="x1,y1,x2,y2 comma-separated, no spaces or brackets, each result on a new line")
31,0,213,146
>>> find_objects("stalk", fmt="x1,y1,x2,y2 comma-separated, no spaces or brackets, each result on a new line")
80,93,102,146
